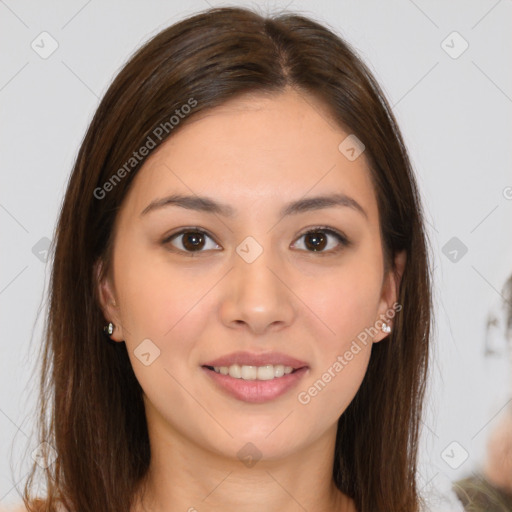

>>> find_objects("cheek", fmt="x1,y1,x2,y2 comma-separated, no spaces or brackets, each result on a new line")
295,273,379,421
114,238,212,342
297,345,372,426
306,254,384,347
113,243,213,402
295,253,382,410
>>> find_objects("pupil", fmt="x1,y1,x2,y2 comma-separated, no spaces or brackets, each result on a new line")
183,232,204,251
305,232,326,251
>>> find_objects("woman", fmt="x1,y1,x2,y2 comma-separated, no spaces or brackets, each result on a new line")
18,6,432,512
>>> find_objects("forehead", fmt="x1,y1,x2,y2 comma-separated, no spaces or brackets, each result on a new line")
120,88,379,224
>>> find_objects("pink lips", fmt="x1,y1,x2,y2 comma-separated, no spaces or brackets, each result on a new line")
201,351,309,403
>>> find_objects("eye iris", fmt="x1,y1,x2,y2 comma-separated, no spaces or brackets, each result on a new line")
171,229,339,253
182,232,205,251
305,231,327,251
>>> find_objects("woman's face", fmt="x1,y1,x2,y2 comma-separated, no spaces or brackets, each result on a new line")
99,87,404,462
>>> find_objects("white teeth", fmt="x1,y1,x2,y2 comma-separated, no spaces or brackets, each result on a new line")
241,365,257,380
273,365,285,378
258,365,275,380
228,364,242,379
212,363,296,380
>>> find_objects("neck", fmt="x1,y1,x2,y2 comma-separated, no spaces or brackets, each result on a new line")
132,417,354,512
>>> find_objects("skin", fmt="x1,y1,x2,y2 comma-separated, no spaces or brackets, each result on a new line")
98,86,406,512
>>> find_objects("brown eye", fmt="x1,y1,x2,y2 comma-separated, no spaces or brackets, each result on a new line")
164,229,221,254
293,228,349,254
181,231,206,251
304,231,328,251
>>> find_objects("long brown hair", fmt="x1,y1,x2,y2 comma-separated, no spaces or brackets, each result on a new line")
21,6,432,512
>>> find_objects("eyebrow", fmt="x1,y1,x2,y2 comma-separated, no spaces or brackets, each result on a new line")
140,192,368,220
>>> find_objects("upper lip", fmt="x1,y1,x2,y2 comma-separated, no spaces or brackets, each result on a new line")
203,351,309,369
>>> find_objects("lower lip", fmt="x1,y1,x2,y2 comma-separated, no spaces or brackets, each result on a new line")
202,366,308,403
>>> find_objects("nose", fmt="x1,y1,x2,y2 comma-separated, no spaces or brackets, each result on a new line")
219,242,296,336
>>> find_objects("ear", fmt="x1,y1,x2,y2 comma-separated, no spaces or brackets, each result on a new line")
373,249,406,343
95,259,125,342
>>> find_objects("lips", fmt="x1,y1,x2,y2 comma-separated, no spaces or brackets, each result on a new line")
202,365,309,403
202,351,308,369
201,351,309,403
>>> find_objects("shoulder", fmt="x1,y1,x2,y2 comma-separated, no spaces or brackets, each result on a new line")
0,501,66,512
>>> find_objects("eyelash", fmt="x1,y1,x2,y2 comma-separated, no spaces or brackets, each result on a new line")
161,226,351,256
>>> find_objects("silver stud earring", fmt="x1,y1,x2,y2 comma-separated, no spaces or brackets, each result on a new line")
382,322,391,334
103,322,114,336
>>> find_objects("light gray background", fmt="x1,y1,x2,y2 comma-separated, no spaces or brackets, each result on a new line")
1,1,511,510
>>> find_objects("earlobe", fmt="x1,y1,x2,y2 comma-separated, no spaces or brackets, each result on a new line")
374,250,407,343
95,259,124,342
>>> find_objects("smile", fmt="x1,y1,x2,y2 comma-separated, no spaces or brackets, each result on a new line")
206,363,295,380
202,364,309,403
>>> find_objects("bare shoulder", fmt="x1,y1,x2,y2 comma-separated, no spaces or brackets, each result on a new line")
0,500,64,512
0,506,29,512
